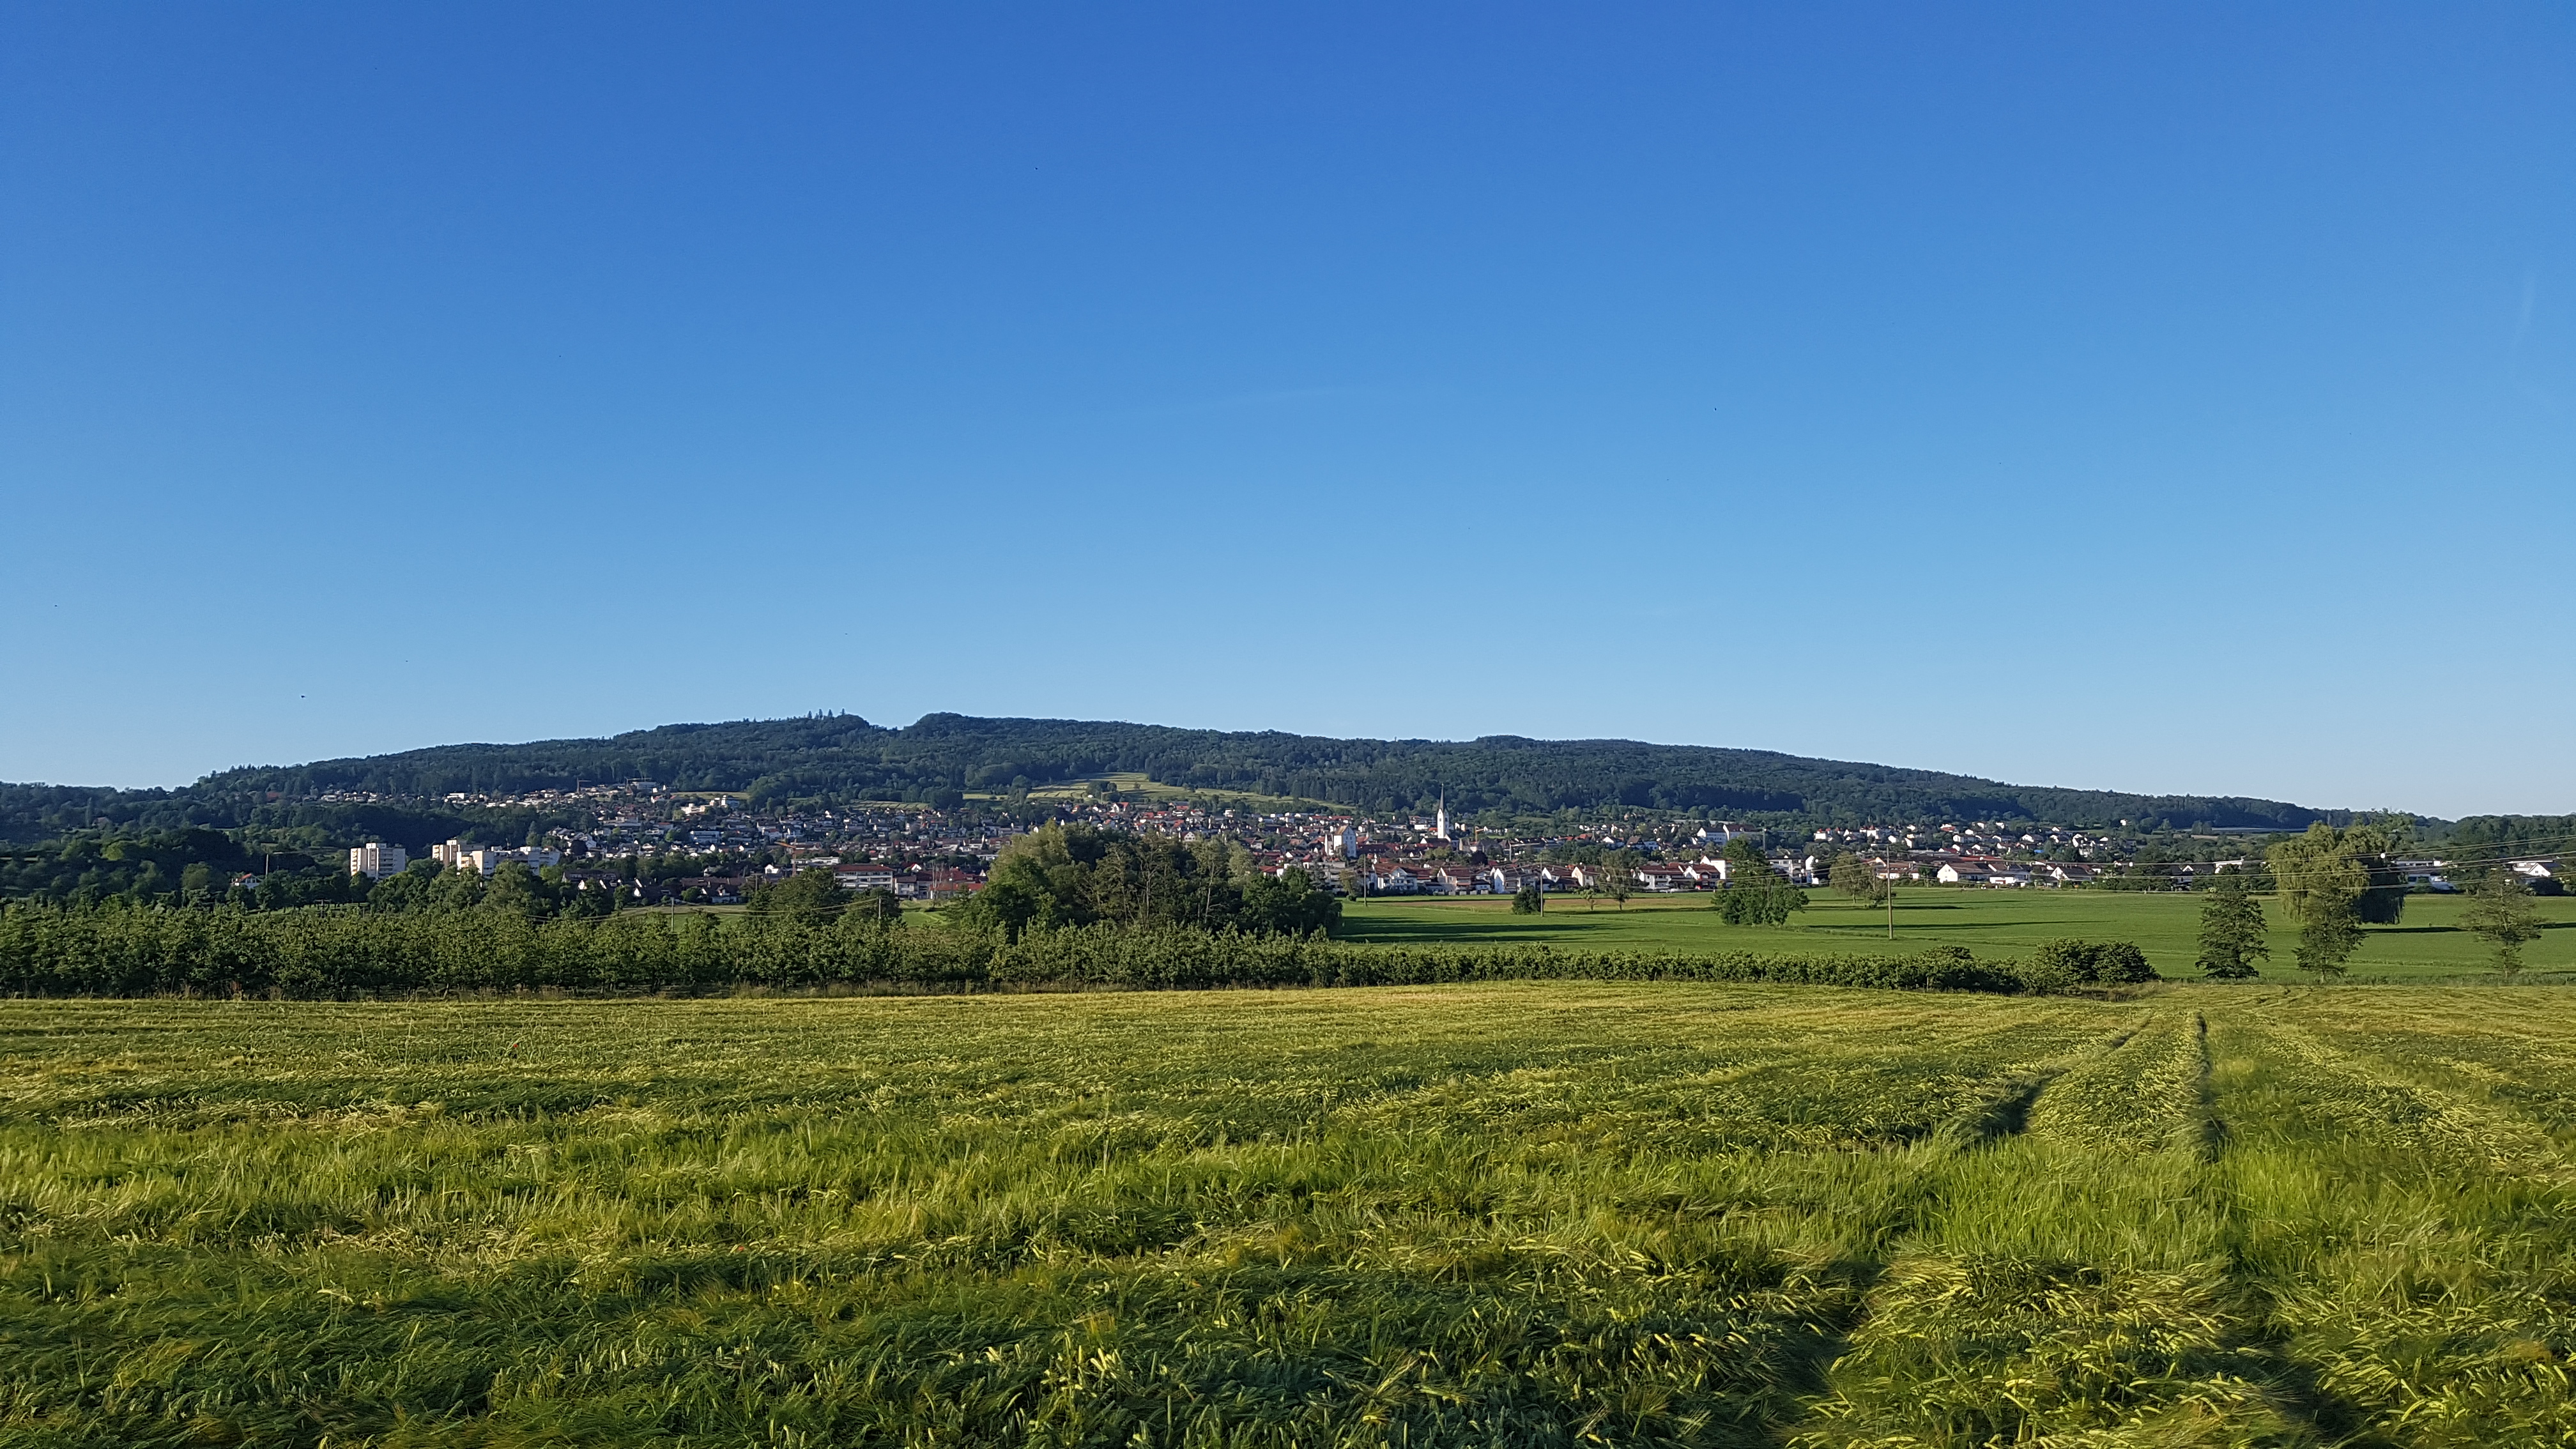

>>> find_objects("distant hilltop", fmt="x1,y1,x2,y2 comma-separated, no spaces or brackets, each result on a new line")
0,712,2389,845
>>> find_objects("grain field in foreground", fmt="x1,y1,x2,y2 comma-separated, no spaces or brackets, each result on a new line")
2,983,2572,1446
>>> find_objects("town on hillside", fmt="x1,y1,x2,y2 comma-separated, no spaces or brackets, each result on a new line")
325,782,2564,907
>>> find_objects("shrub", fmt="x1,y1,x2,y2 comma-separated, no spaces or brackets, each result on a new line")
2018,938,2159,993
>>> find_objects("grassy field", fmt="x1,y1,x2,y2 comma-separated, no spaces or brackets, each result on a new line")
4,985,2575,1445
1340,887,2576,981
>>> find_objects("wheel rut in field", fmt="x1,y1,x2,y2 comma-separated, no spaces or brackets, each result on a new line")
1935,1018,2145,1154
1782,1010,2225,1433
1779,1009,2377,1448
2186,1006,2432,1448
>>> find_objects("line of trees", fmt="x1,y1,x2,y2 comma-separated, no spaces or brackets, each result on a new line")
2191,820,2550,980
0,900,2140,998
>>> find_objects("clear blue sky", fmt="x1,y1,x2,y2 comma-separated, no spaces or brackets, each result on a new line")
4,3,2570,818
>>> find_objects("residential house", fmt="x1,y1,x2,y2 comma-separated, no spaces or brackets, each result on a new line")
834,862,897,892
1430,865,1485,894
926,867,983,905
1374,864,1424,895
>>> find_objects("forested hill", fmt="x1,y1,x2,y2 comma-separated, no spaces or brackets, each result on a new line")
3,713,2354,841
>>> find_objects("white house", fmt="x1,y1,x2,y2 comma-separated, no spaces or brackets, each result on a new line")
1772,855,1822,885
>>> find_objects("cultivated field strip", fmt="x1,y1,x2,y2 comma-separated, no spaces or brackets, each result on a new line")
2197,1005,2576,1446
2247,1016,2572,1182
2273,995,2576,1152
2020,1007,2209,1156
1,986,2573,1446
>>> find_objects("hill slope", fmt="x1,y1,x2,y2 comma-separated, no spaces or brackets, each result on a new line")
3,714,2351,841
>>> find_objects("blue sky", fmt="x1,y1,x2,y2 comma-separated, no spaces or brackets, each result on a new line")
4,3,2570,817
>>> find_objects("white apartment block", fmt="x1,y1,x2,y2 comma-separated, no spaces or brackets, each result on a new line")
429,838,563,875
349,842,408,879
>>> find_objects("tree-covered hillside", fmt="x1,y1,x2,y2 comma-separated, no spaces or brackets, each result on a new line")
5,712,2363,841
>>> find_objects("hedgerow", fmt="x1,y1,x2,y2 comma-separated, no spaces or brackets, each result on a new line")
0,901,2055,998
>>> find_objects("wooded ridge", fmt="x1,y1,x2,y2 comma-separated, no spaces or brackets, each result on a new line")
3,711,2380,843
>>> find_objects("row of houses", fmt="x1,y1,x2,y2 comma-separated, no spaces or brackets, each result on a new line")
1933,859,2097,888
1296,855,1820,897
830,861,983,902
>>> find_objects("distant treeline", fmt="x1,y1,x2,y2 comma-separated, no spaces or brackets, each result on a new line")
0,827,699,913
6,713,2394,837
0,902,2103,999
0,786,590,857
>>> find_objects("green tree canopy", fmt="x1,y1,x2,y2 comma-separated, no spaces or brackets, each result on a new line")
955,823,1339,942
2460,871,2544,977
1829,852,1892,905
2269,822,2408,925
2195,870,2269,979
1714,840,1807,926
746,867,848,924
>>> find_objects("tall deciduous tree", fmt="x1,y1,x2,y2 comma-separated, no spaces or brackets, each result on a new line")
2290,866,2364,981
2195,870,2269,979
2460,871,2543,977
1598,850,1638,910
2269,822,2407,980
1830,852,1891,905
2269,822,2409,924
1714,839,1807,926
746,866,847,923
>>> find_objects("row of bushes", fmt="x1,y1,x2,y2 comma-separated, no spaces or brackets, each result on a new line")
0,901,2140,999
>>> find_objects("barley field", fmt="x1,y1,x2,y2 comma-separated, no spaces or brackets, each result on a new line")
3,984,2572,1446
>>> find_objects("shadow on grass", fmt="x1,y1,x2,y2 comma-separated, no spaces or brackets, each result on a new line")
1334,916,1617,946
1805,919,2056,934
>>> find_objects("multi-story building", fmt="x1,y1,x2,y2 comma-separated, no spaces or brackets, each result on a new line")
349,842,408,879
429,839,562,875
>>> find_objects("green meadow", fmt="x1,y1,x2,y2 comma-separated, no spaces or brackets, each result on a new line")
6,983,2576,1445
1340,887,2576,981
